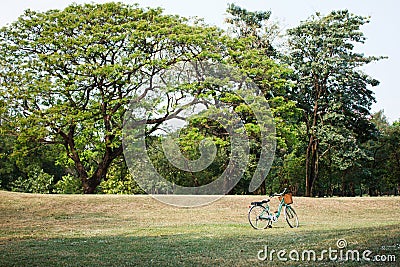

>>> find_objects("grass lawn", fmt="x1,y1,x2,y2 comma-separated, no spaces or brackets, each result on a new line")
0,191,399,266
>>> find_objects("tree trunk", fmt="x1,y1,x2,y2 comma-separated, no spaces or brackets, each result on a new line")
350,182,356,197
61,124,123,194
305,137,312,197
81,153,121,194
82,177,100,194
305,83,321,197
305,136,319,197
260,180,266,195
86,145,124,194
341,177,346,197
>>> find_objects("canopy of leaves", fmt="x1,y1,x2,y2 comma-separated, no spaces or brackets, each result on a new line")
0,2,225,193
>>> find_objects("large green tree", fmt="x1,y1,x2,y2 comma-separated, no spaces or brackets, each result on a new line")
225,5,301,194
366,112,400,195
0,3,223,193
286,10,385,196
386,121,400,194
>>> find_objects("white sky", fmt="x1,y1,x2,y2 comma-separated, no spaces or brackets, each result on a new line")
1,0,398,122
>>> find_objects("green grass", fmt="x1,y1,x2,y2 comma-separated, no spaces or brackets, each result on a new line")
1,191,399,266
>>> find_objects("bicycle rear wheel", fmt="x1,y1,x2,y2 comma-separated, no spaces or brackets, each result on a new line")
284,205,299,228
248,205,271,230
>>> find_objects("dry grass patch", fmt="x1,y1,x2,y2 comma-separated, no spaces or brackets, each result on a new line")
1,191,399,266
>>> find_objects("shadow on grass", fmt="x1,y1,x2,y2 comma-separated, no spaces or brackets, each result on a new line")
0,224,398,267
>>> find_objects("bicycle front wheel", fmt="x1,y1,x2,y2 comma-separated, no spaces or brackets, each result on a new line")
248,205,271,230
284,205,299,228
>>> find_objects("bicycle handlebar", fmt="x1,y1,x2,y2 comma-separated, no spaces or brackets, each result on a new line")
269,188,287,198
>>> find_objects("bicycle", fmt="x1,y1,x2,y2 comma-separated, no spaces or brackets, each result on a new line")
248,188,299,229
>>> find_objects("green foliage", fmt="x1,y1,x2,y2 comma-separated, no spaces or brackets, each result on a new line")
0,2,226,193
99,173,143,194
99,160,144,194
0,136,19,189
54,174,82,194
225,4,289,93
286,10,385,196
146,130,228,190
268,96,302,152
224,5,302,194
225,3,273,51
11,166,54,193
363,113,400,195
0,3,397,196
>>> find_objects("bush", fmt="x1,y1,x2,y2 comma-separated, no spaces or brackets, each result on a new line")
99,172,145,194
11,167,54,193
54,174,82,194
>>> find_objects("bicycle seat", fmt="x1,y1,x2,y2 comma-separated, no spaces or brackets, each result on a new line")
251,199,270,205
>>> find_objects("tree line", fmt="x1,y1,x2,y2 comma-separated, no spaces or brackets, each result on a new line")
0,3,398,196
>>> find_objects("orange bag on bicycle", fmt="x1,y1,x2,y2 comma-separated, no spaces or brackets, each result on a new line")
279,193,293,205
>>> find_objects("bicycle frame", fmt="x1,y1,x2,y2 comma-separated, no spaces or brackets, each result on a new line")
259,197,287,220
248,188,299,229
